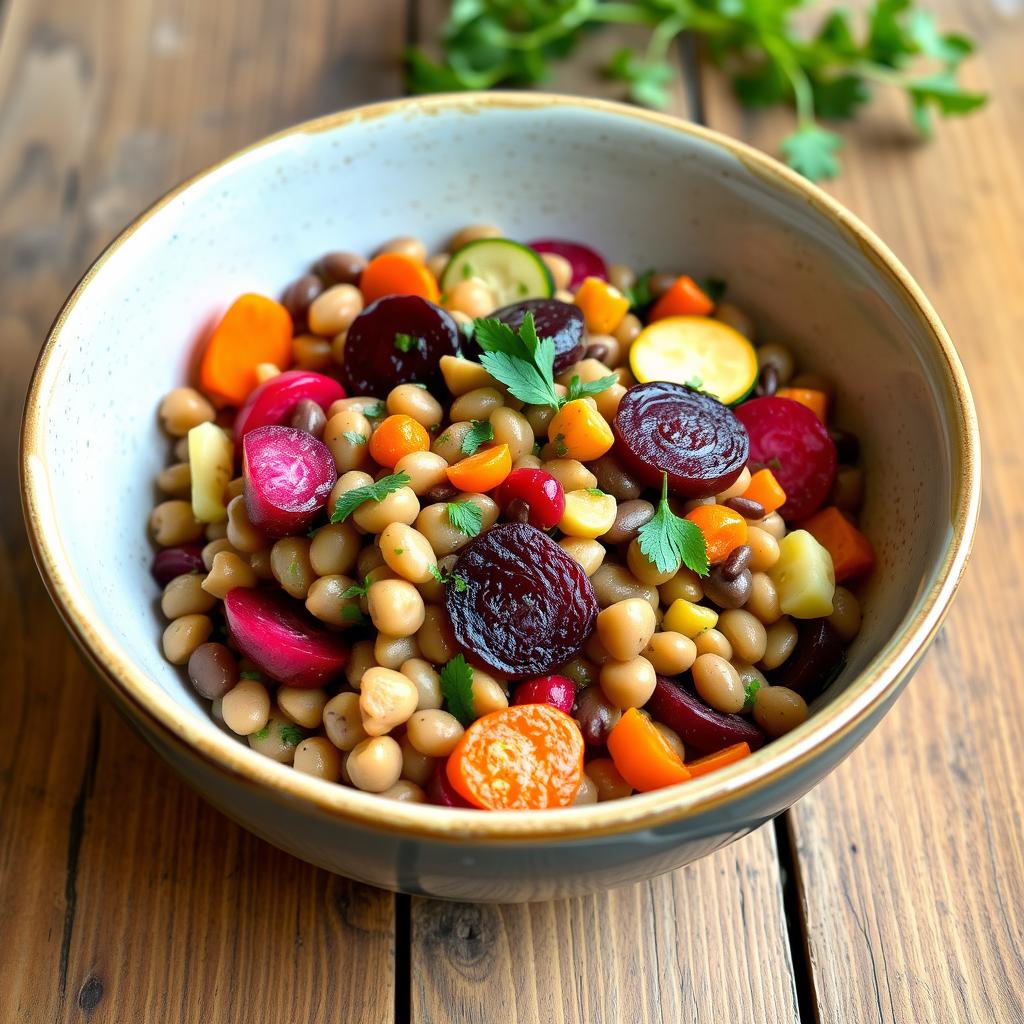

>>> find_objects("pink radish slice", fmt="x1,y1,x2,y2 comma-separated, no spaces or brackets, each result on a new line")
528,239,608,289
151,544,204,586
234,370,345,440
513,675,576,715
243,425,337,537
224,587,349,688
734,396,837,521
426,763,476,808
645,677,764,754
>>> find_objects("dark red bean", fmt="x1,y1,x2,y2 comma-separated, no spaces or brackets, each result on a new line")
425,483,459,504
584,343,610,363
703,566,752,608
281,274,323,323
573,684,621,746
590,454,643,501
645,676,764,754
724,496,766,519
755,363,779,398
151,544,204,586
720,544,752,581
289,398,327,438
315,250,367,286
187,642,238,700
426,763,476,807
771,619,846,699
603,499,655,545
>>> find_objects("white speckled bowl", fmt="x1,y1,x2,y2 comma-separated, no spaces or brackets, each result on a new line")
21,93,979,901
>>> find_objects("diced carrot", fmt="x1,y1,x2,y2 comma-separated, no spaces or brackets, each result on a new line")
685,742,751,778
776,386,828,423
742,468,787,514
368,414,430,468
546,398,615,461
607,708,691,792
199,294,293,407
574,276,630,334
446,443,512,492
360,252,440,305
684,504,748,564
799,506,876,582
648,275,714,321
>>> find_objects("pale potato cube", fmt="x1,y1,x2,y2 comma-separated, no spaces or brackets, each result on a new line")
188,422,234,523
769,529,835,619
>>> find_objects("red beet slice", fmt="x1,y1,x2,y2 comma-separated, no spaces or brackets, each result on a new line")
447,523,598,677
734,397,837,520
151,544,204,586
513,675,576,715
224,587,349,688
771,618,846,699
341,294,460,396
243,425,337,538
233,370,345,440
613,382,749,498
426,762,476,808
645,676,765,754
494,468,566,530
491,298,585,373
528,239,608,289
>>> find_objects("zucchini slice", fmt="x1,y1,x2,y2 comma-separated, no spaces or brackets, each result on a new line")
442,239,554,307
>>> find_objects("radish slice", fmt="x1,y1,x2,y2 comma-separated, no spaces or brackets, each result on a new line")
243,425,337,537
513,675,576,715
224,587,349,688
645,677,765,754
234,370,345,440
734,397,837,521
528,239,608,289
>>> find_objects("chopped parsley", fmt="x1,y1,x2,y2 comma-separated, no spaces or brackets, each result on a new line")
439,654,475,726
279,722,304,746
685,375,704,390
742,677,762,712
429,564,470,592
461,419,495,456
251,726,270,742
636,472,710,576
331,471,411,523
586,488,606,498
446,500,483,537
342,431,367,445
341,604,369,624
239,669,263,681
340,576,372,599
394,332,424,353
363,401,386,419
552,433,568,458
565,373,617,403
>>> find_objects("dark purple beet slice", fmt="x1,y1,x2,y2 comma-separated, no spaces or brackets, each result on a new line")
613,382,750,498
152,544,205,586
341,294,460,395
527,239,608,289
770,618,846,699
446,522,598,677
491,299,585,373
645,676,765,754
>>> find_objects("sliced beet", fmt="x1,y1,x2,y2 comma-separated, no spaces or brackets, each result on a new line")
734,396,837,521
151,544,204,586
446,523,598,677
426,762,476,808
771,618,847,699
513,675,576,715
243,425,337,538
613,381,749,497
527,239,608,289
645,676,765,754
233,370,345,440
224,587,349,688
491,298,585,373
341,294,460,396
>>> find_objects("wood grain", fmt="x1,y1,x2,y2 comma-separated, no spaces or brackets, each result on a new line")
0,1,405,1020
700,0,1024,1020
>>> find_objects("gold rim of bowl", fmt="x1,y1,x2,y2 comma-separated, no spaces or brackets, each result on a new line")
20,92,981,842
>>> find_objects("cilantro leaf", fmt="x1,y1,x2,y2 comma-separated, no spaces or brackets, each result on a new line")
340,576,372,599
439,654,475,727
605,48,674,109
451,573,468,593
781,125,843,183
341,604,369,624
331,471,411,523
474,312,562,411
685,375,704,390
636,473,709,577
565,373,617,404
239,670,263,681
342,431,367,445
742,676,762,713
363,402,386,420
394,332,423,353
461,419,495,456
251,726,270,742
624,270,656,311
279,723,304,746
446,500,483,537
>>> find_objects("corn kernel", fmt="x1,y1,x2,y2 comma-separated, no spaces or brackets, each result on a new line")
662,599,718,638
769,529,835,618
558,489,617,540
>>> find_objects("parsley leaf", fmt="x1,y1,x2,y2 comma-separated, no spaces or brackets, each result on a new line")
239,669,263,681
636,472,709,577
552,434,568,458
362,402,386,420
429,564,471,592
252,726,270,742
473,312,561,411
342,431,367,445
341,604,369,624
742,677,762,713
446,500,483,537
331,471,411,523
685,375,704,390
439,654,475,726
279,722,304,746
461,419,495,456
565,373,617,403
340,576,372,599
625,269,656,311
781,125,844,183
394,332,423,353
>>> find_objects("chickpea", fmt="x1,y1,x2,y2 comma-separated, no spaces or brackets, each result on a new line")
329,396,383,418
346,640,376,690
761,618,798,670
292,334,333,371
323,409,372,472
512,453,542,472
714,301,754,339
406,709,465,757
542,458,597,493
379,522,437,584
613,312,642,347
828,586,862,642
756,343,795,385
255,363,281,384
417,605,457,664
221,678,271,735
590,564,658,610
595,383,626,421
316,250,367,285
270,537,314,599
352,487,420,534
626,537,676,586
249,548,274,581
599,655,657,709
439,355,498,396
156,461,191,497
305,574,359,627
249,715,302,764
607,264,636,293
524,403,556,437
380,780,427,803
374,633,421,669
393,450,449,496
400,734,437,785
159,387,215,436
573,773,599,805
746,572,782,625
374,234,427,262
471,670,509,716
323,691,368,751
429,421,473,465
590,455,642,502
308,283,363,336
746,527,780,572
557,358,612,387
383,385,442,430
444,279,497,319
346,736,403,793
757,512,787,540
692,653,745,714
489,407,534,462
187,642,238,700
357,543,387,578
652,722,686,762
715,467,752,503
205,520,228,541
161,573,216,619
448,223,501,251
400,658,443,710
643,631,697,676
694,628,733,660
308,521,359,576
359,666,419,736
427,252,449,280
162,614,212,665
293,737,343,781
367,579,425,637
225,495,267,553
540,252,572,291
597,599,657,661
587,758,633,800
415,503,473,557
200,550,251,601
558,537,606,577
173,436,191,462
585,631,611,665
659,568,704,606
225,476,245,501
832,466,864,515
753,686,808,737
717,609,768,664
150,500,204,546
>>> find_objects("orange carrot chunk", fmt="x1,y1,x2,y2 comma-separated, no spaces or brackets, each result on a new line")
648,275,714,321
742,468,787,515
799,506,876,582
684,503,748,564
446,443,512,492
199,294,293,407
607,708,691,792
775,386,828,423
360,252,440,305
368,414,430,468
685,741,752,778
446,704,585,809
574,276,630,334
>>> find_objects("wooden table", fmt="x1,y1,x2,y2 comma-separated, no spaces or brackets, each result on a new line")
2,0,1021,1020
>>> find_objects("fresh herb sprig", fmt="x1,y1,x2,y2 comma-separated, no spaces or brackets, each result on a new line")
331,471,411,523
439,654,475,726
636,472,709,576
406,0,986,181
461,419,495,456
446,500,484,537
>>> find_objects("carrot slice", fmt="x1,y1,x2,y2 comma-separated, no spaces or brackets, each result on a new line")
742,468,787,515
199,294,293,407
574,276,630,334
685,741,751,778
684,503,748,564
607,708,691,792
368,414,430,468
799,506,876,582
648,275,714,321
776,386,828,423
446,704,585,809
446,443,512,492
360,253,440,304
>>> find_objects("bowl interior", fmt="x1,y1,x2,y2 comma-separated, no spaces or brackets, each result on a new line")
25,96,966,811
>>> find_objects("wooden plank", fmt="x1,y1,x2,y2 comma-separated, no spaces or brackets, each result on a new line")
0,1,404,1020
701,2,1024,1020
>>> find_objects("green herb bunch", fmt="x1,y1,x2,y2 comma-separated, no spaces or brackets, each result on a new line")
405,0,985,181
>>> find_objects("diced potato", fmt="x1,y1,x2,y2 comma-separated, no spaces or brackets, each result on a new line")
188,422,234,523
439,355,498,396
662,599,718,639
769,529,835,619
558,489,617,540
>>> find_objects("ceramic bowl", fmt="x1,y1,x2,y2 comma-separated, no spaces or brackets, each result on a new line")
21,93,979,902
